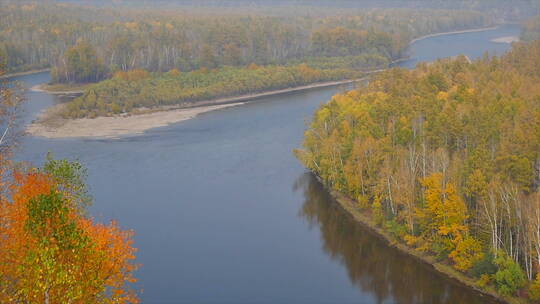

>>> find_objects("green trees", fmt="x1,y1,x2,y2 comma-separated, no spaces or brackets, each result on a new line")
52,42,107,83
297,40,540,299
529,274,540,300
60,64,360,119
0,2,491,77
494,253,527,296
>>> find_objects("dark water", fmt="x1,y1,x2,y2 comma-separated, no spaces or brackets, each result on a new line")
15,25,519,303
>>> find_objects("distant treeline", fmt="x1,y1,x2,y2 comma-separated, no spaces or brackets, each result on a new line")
53,0,540,23
296,40,540,301
53,0,540,11
0,2,491,82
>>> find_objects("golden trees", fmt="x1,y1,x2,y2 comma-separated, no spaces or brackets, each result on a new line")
53,41,107,83
414,173,482,271
297,40,540,298
417,173,468,248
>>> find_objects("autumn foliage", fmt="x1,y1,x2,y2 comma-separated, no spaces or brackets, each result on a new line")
0,164,139,303
297,40,540,299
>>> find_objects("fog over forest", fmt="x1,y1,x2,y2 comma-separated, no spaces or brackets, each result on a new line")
3,0,540,303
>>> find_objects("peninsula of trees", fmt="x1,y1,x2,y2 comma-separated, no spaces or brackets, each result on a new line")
296,40,540,301
61,64,361,118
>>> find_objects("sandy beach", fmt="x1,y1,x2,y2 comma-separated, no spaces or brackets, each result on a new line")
408,26,499,45
27,103,245,139
26,78,365,139
491,36,520,43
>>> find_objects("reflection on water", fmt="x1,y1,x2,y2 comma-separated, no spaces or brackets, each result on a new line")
294,173,500,304
14,24,521,303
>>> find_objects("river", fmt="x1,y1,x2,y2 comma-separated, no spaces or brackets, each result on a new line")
14,24,519,303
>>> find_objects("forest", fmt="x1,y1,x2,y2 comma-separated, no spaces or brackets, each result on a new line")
296,40,540,300
0,2,491,80
523,15,540,40
62,63,362,118
1,2,500,119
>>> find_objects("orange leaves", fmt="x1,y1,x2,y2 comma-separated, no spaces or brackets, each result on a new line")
12,171,53,203
0,171,52,303
247,63,260,70
0,168,139,303
4,171,52,243
297,64,322,83
80,218,139,302
167,68,181,77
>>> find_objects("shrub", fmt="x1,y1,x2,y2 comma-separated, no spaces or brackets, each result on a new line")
470,250,497,278
494,253,526,296
529,273,540,300
384,219,408,240
476,274,492,288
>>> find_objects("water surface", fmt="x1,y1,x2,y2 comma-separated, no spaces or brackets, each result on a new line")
15,24,519,303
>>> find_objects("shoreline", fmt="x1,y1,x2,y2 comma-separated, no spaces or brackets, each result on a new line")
409,26,499,45
315,175,518,304
27,78,366,139
30,83,85,95
302,24,525,304
0,68,51,80
156,77,366,109
26,102,245,139
26,25,502,139
491,36,520,44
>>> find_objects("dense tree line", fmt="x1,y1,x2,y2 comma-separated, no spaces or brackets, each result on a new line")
0,2,491,82
296,41,540,301
61,63,360,118
296,173,495,304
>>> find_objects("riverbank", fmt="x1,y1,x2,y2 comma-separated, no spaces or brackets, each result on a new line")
317,176,523,304
409,26,499,45
0,68,51,80
491,36,520,43
27,78,363,139
25,25,501,139
30,83,87,95
26,102,245,139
